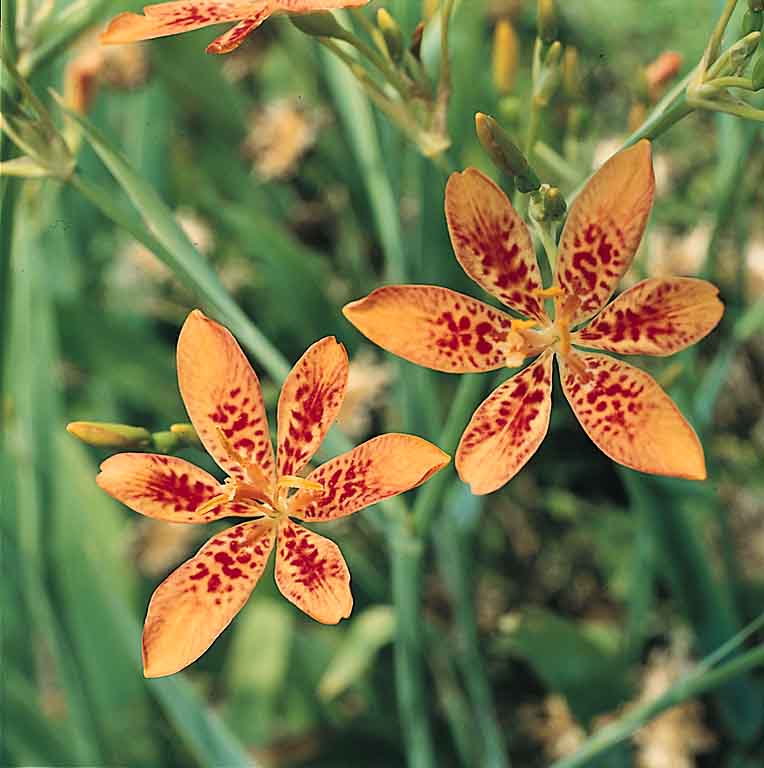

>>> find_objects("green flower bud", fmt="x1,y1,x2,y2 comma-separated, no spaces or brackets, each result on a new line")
66,421,151,448
377,8,403,63
289,11,349,40
170,422,203,448
529,184,567,222
475,112,541,192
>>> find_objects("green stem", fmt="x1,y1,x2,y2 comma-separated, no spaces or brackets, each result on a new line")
390,527,435,768
551,642,764,768
412,374,485,535
704,0,741,68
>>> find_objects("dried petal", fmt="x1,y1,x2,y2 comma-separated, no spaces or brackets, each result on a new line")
177,309,275,486
291,433,449,521
275,520,352,623
456,352,553,494
573,278,723,356
556,141,655,324
142,520,275,677
277,337,348,477
445,168,547,322
343,285,514,373
560,352,705,480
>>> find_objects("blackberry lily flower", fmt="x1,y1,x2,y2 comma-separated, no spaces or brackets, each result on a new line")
101,1,369,55
97,310,448,676
344,141,723,494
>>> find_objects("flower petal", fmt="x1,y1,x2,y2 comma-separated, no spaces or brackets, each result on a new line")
277,337,349,477
177,310,275,486
275,520,352,624
560,352,705,480
96,453,253,522
101,1,261,44
290,434,450,521
205,13,268,53
343,285,514,373
142,519,275,677
445,168,547,322
456,352,553,494
573,278,724,356
556,140,655,324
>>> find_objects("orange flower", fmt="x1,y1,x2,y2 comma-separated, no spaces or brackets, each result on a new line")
344,141,723,494
96,310,448,676
100,0,369,55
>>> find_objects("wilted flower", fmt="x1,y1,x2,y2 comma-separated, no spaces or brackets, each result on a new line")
95,310,448,676
345,142,723,494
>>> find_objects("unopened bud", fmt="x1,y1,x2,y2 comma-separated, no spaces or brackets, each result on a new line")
562,46,582,99
151,431,180,453
475,112,541,192
170,422,202,447
537,0,558,43
289,11,349,40
535,41,562,106
493,19,519,94
529,184,567,222
377,8,403,63
67,421,151,448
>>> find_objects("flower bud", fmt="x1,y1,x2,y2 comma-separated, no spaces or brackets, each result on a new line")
475,112,541,192
170,422,203,447
529,184,567,222
493,19,519,94
289,11,349,40
537,0,558,43
67,421,151,448
377,8,403,63
562,46,582,99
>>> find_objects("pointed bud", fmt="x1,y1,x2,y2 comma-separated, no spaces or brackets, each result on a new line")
289,11,350,40
170,423,203,448
537,0,558,43
493,19,519,94
377,8,403,63
529,184,567,222
67,421,151,448
475,112,541,192
562,46,582,99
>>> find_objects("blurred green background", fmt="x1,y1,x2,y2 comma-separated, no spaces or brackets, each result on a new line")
2,0,764,766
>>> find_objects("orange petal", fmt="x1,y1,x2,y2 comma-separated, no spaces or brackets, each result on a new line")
274,520,352,624
205,13,268,54
343,285,514,373
142,519,275,677
290,434,450,521
555,140,655,324
560,352,705,480
573,277,724,356
177,310,275,487
456,352,553,494
101,1,260,44
275,0,368,9
277,337,349,477
96,453,253,522
445,168,547,322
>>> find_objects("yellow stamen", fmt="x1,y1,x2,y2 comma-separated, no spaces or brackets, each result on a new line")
277,475,325,493
533,286,564,299
511,318,539,331
195,491,232,517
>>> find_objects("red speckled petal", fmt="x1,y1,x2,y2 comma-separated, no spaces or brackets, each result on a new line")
205,13,268,53
96,453,254,522
343,285,514,373
142,519,275,677
290,434,450,521
277,337,348,477
445,168,546,322
560,352,706,480
177,310,275,486
573,278,724,356
556,140,655,324
101,1,262,44
456,352,553,495
275,520,352,624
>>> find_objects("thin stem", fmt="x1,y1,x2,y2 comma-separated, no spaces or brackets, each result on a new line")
704,0,739,68
689,95,764,121
551,641,764,768
704,75,756,91
432,0,455,138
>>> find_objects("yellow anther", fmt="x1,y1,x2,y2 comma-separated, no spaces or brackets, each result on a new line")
277,475,325,493
534,286,564,299
510,318,539,331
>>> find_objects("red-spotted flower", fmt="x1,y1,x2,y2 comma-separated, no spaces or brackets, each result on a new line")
344,141,723,494
101,0,368,55
96,310,448,676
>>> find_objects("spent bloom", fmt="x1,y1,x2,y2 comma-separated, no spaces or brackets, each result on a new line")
96,310,448,676
101,0,369,55
344,141,723,494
